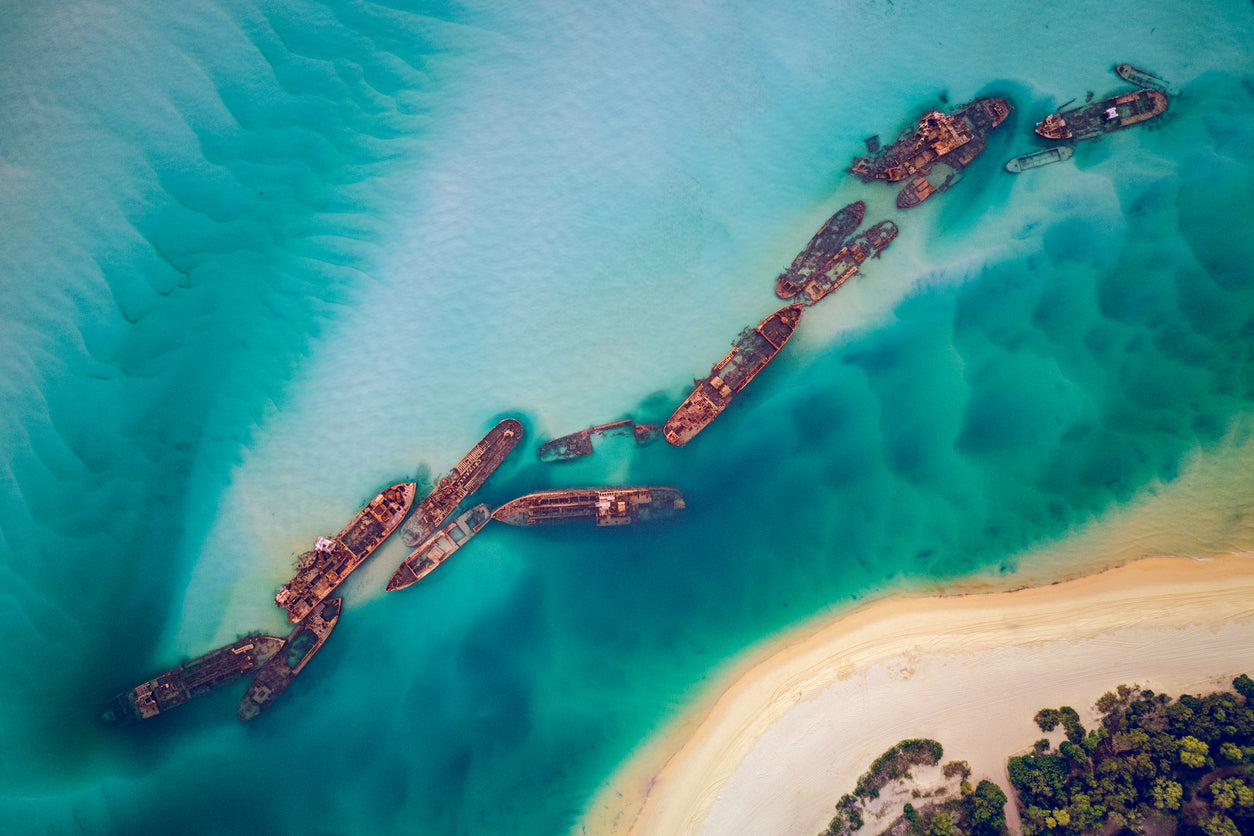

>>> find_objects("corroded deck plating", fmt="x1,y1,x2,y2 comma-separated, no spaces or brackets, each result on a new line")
387,503,493,591
239,598,341,721
775,201,866,299
793,220,898,305
401,418,523,545
492,487,685,527
850,97,1011,207
275,482,416,623
1036,88,1168,142
102,635,286,724
663,305,802,447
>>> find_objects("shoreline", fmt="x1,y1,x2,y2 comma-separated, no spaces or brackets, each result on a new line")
578,553,1254,835
576,419,1254,836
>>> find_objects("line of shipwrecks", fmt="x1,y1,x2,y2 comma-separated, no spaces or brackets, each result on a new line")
103,62,1174,727
104,418,687,724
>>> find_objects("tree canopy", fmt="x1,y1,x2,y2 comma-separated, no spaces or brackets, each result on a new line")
1008,677,1254,835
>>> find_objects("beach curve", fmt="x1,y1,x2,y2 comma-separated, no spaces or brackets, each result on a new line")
579,553,1254,836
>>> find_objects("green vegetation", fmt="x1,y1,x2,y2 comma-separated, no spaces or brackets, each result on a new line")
818,677,1254,836
1009,678,1254,835
823,739,1008,836
854,739,945,799
1033,706,1087,745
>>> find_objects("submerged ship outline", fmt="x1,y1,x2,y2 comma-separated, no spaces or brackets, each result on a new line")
537,418,660,463
239,597,341,721
1115,63,1168,91
1004,145,1075,173
775,201,867,299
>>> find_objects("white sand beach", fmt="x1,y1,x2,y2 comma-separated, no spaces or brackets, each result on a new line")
580,554,1254,836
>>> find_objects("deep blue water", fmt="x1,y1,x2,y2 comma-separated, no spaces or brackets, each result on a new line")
2,1,1253,833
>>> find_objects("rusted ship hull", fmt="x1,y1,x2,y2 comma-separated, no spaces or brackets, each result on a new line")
275,482,416,623
897,174,938,209
1005,145,1074,172
538,418,659,463
663,304,802,446
1115,63,1167,90
402,418,524,545
492,487,685,527
775,201,866,299
796,220,898,305
1035,89,1168,141
239,598,341,721
387,504,492,591
102,635,285,724
849,97,1011,186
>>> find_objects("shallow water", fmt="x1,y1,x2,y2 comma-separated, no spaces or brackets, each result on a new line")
2,0,1254,833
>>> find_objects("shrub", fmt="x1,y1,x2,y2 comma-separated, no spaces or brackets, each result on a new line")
1034,708,1061,732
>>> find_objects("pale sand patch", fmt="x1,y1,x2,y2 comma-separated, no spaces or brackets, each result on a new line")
578,555,1254,836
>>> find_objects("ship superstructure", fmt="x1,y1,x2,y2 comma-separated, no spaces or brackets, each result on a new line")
401,418,523,545
775,201,866,299
850,97,1011,207
102,635,285,724
239,598,341,720
387,504,493,591
492,487,684,527
275,482,416,623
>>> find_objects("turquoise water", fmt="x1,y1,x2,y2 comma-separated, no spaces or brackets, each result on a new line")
2,0,1253,832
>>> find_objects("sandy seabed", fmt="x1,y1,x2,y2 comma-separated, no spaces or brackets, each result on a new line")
580,554,1254,836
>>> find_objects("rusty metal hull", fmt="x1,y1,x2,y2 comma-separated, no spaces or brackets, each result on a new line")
492,487,684,526
664,305,802,446
102,635,286,724
401,418,524,545
275,482,416,623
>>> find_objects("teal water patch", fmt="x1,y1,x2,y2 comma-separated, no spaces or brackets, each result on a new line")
0,0,474,792
3,1,1254,835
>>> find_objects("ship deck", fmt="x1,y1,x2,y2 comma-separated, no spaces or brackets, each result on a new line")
402,418,523,544
493,488,682,526
389,505,491,590
240,600,341,720
105,635,285,723
276,482,415,622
